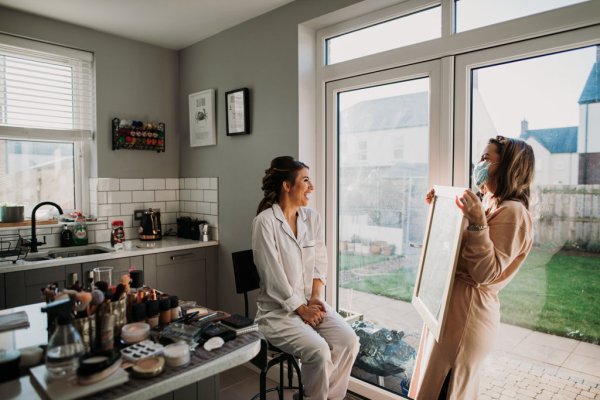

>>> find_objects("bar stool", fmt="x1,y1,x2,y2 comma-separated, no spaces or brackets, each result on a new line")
231,249,304,400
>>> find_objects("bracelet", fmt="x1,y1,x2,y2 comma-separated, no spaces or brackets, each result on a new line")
467,224,488,231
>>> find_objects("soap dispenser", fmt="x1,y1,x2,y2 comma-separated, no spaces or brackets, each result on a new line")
60,224,74,247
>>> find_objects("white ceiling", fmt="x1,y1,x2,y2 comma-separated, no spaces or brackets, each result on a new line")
0,0,296,50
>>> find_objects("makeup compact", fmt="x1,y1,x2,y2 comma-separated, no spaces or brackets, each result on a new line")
131,356,165,379
77,351,122,385
163,342,190,368
121,322,150,344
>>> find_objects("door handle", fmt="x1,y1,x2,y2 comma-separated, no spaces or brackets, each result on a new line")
409,242,423,249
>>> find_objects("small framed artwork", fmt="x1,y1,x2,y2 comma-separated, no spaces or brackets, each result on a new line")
412,185,467,341
226,88,250,135
189,89,216,147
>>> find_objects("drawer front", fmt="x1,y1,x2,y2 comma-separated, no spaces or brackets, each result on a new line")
156,248,205,266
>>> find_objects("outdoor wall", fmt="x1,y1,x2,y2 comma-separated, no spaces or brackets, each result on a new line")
178,0,361,315
0,6,179,178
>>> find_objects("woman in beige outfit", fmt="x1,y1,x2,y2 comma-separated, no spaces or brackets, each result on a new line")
413,136,535,399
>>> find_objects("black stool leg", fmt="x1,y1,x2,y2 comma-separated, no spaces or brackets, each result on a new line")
287,359,294,387
260,370,267,400
279,360,285,400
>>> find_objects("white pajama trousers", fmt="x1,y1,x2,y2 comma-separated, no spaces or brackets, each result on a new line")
258,303,360,400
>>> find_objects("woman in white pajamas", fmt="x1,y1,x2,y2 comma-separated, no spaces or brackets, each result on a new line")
252,156,360,400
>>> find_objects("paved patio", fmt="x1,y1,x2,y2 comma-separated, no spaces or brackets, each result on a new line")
340,288,600,399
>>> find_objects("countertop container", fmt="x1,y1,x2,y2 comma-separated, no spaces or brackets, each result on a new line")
0,206,24,223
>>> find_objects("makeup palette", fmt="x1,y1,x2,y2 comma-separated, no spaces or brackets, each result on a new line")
131,356,165,379
120,340,164,362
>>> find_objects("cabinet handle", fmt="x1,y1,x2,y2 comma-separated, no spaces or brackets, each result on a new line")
170,253,194,261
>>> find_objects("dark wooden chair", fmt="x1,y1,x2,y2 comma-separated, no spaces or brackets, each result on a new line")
231,249,304,400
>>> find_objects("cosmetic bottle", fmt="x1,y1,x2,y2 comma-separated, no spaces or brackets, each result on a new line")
46,315,84,379
146,300,160,328
170,296,180,320
159,297,172,326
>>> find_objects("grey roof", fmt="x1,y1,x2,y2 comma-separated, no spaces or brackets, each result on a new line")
520,127,578,153
579,61,600,104
340,92,428,133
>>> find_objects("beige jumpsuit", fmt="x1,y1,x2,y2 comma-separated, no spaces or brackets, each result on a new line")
252,204,360,400
414,199,533,400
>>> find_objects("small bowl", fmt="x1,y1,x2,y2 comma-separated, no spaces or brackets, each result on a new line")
121,322,150,344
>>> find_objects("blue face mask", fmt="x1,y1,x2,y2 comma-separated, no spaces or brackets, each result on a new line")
472,160,498,187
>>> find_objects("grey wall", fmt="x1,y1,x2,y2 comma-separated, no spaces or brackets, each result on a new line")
0,7,179,178
178,0,359,315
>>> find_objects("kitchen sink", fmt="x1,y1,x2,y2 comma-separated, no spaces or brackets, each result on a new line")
24,245,115,262
47,246,115,259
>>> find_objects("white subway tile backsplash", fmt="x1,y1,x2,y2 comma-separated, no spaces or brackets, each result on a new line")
144,202,165,211
98,204,121,217
183,202,197,213
120,179,143,191
204,190,218,203
184,178,197,189
180,190,191,201
95,229,111,243
132,191,155,203
98,178,119,191
198,202,211,214
121,203,144,216
97,191,107,205
108,191,132,204
144,179,165,190
197,178,210,189
166,178,179,190
156,190,176,202
166,201,179,213
79,176,218,245
190,190,203,202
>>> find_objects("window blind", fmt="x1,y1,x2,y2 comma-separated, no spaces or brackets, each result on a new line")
0,34,94,134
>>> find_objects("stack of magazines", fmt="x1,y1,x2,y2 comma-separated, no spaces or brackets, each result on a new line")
219,314,258,335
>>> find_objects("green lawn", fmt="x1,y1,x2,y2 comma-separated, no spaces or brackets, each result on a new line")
340,248,600,344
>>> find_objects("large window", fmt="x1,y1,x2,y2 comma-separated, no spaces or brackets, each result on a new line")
455,0,589,32
0,34,94,215
326,5,441,65
314,1,599,399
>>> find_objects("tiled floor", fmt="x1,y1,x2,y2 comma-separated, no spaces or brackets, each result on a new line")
219,365,364,400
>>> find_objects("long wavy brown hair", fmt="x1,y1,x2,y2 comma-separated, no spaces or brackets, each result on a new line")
489,135,535,209
256,156,308,215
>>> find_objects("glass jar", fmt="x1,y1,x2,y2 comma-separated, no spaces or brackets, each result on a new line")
111,220,125,249
46,315,84,379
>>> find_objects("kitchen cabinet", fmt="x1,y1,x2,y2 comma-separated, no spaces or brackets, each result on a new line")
81,256,144,288
4,264,80,308
144,247,217,309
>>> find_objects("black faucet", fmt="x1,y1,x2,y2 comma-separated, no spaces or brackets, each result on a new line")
30,201,63,253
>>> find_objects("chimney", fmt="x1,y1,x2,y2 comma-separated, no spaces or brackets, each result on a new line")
521,119,529,136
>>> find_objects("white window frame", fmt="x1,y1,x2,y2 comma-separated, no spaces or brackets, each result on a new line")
0,34,95,214
301,1,600,399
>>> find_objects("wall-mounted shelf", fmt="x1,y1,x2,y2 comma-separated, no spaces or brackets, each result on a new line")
112,118,165,152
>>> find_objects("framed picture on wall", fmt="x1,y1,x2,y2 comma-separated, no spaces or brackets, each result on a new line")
412,185,467,341
225,88,250,135
189,89,216,147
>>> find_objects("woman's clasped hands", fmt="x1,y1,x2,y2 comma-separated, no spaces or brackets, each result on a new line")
297,297,326,327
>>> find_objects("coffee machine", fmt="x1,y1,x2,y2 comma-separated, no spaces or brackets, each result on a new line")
139,208,162,240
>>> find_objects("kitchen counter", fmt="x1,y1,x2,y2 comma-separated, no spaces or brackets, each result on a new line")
0,238,218,273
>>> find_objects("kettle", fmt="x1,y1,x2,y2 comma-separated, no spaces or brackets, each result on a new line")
139,208,162,240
